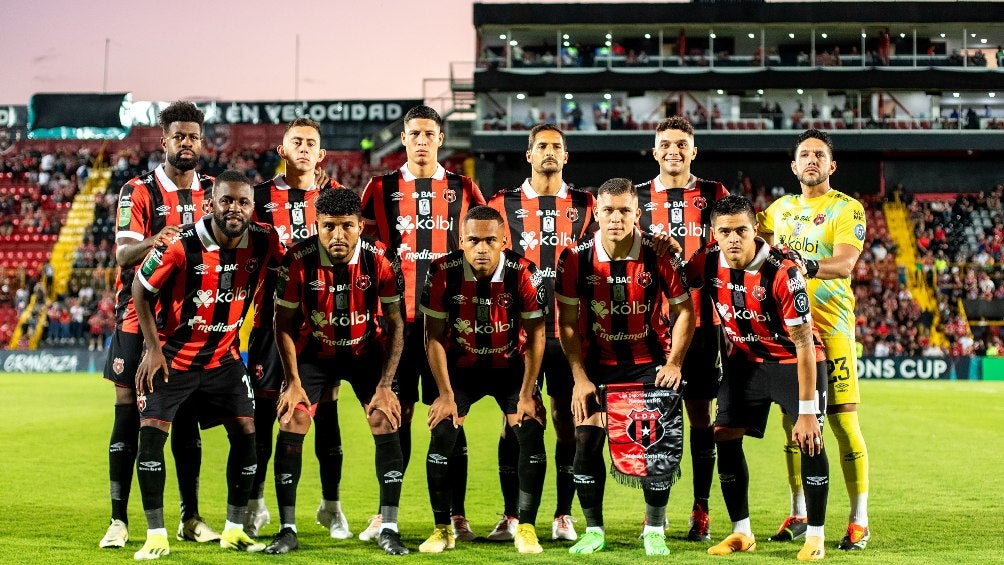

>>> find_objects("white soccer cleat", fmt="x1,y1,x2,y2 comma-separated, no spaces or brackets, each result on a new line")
358,514,383,541
486,515,519,541
99,519,129,548
552,514,578,541
243,498,271,538
316,503,353,539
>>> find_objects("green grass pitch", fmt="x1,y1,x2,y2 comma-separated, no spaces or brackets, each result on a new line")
1,374,1002,564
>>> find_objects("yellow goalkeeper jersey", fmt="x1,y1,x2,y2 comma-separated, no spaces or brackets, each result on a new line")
758,189,866,338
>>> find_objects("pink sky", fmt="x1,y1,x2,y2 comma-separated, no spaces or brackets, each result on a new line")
3,0,630,104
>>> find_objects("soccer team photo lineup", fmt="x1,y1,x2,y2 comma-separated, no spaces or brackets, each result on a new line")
74,99,877,562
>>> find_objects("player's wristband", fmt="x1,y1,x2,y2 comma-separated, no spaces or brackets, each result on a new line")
798,400,818,415
805,259,819,279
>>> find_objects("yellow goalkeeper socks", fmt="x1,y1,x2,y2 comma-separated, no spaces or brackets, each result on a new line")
830,411,869,525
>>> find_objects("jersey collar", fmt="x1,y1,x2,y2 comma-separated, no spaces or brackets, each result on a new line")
720,237,770,273
273,174,318,191
400,163,446,182
155,164,201,193
195,216,249,252
521,179,569,199
653,174,696,193
462,253,506,282
318,238,361,267
593,228,642,262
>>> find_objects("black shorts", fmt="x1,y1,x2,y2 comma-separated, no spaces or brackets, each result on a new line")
681,324,724,401
299,348,387,408
395,321,434,405
452,365,531,418
247,326,284,396
102,329,144,388
588,361,661,414
542,337,574,398
715,356,827,439
137,362,255,427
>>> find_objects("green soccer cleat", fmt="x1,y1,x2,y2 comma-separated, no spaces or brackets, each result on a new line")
568,531,606,554
133,533,170,560
643,531,670,555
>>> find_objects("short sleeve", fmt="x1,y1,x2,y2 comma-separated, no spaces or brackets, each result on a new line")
519,261,547,319
274,253,303,310
418,261,447,319
136,238,184,294
116,182,150,243
833,198,866,252
377,254,403,304
554,247,579,305
757,199,778,235
776,262,813,327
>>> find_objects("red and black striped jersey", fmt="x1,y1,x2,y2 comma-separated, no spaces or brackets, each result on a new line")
113,165,214,333
275,235,402,358
555,230,689,367
637,175,729,328
249,174,337,330
682,239,825,364
488,180,596,338
419,249,547,369
361,164,485,322
135,217,282,373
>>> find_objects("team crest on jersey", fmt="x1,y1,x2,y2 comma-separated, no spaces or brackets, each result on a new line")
112,357,125,375
586,274,603,285
692,196,707,210
255,364,264,381
391,191,404,201
626,409,665,448
136,394,146,413
497,293,513,308
565,207,579,222
443,189,457,203
515,208,530,219
794,291,811,314
854,224,866,241
751,285,767,302
814,213,826,225
246,257,259,273
355,275,372,290
636,271,653,288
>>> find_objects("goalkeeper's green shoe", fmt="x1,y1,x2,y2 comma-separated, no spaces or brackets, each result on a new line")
569,531,606,554
643,531,670,555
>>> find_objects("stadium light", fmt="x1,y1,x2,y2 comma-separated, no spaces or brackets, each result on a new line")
716,89,724,95
710,33,717,39
981,39,987,44
900,33,906,38
644,33,651,39
821,33,828,39
499,34,506,40
748,33,755,39
605,34,612,39
563,41,570,47
789,33,795,39
605,41,611,47
940,33,946,38
862,33,867,38
563,34,569,40
971,33,976,38
516,93,526,100
564,93,574,100
757,89,764,95
952,92,960,98
989,92,996,98
603,93,612,100
797,89,805,95
510,40,518,46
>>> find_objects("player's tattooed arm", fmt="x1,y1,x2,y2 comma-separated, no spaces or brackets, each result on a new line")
789,321,814,350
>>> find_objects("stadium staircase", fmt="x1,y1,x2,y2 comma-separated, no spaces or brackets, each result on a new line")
883,199,949,348
7,166,111,349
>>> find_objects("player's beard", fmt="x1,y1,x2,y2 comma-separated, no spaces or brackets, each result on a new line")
798,169,829,187
213,212,248,239
167,152,199,172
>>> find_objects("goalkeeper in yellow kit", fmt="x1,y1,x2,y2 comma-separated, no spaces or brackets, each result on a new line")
758,129,870,552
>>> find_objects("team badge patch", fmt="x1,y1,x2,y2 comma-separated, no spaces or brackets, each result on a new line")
814,213,826,225
854,224,866,241
692,196,707,210
565,207,579,222
636,271,652,288
355,275,371,290
443,189,457,203
751,286,767,302
626,409,665,448
112,357,125,375
246,257,259,272
794,291,811,314
497,293,513,308
136,395,146,413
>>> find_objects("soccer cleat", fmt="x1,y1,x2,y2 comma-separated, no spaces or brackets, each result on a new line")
451,514,476,542
177,516,221,542
798,535,826,561
514,523,543,554
358,514,383,541
316,503,352,539
837,523,870,550
568,531,606,554
687,504,712,541
419,525,455,553
133,533,169,560
486,515,518,541
552,514,578,541
708,532,756,555
99,519,129,548
377,529,410,555
769,516,808,542
220,527,266,552
263,527,299,554
244,499,271,538
642,531,670,555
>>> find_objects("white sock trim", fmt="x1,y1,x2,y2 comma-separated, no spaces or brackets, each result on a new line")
732,518,752,537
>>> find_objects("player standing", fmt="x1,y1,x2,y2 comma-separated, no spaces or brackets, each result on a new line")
419,205,549,555
486,123,594,542
684,194,829,562
130,170,283,559
360,105,485,540
635,116,729,541
99,101,217,549
263,188,409,555
758,129,869,551
555,178,695,556
243,117,349,539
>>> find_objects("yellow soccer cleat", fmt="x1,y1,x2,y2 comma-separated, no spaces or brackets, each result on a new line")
418,525,455,553
708,532,756,555
797,535,826,561
219,527,266,552
514,523,543,554
133,533,170,560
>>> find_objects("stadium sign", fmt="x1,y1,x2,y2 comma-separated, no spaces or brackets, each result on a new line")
129,99,422,127
0,348,108,373
857,357,954,380
0,105,25,128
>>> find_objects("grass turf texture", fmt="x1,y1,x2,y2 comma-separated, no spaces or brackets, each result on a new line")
1,374,1002,564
